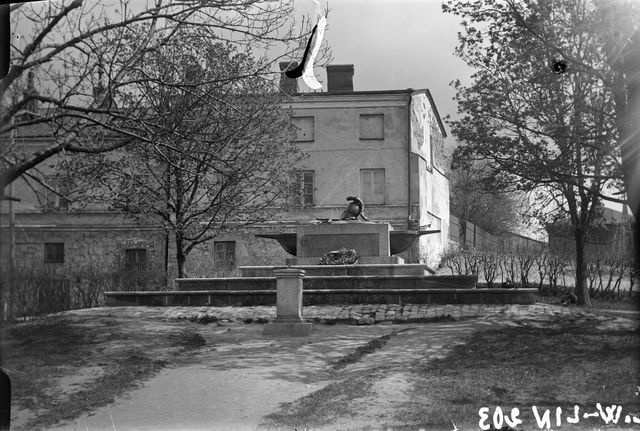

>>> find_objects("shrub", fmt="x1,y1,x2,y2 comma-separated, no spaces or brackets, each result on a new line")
1,262,167,321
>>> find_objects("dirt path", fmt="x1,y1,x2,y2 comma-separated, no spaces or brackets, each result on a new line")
47,321,490,431
51,365,328,431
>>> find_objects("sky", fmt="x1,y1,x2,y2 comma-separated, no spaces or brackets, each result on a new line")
288,0,626,216
291,0,471,130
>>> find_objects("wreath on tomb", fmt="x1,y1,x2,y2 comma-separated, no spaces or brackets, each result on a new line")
319,248,359,265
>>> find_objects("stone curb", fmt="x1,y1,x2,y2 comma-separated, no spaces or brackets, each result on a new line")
162,303,617,326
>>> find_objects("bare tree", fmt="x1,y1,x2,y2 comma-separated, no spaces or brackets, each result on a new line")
449,159,528,237
73,32,305,277
1,0,327,190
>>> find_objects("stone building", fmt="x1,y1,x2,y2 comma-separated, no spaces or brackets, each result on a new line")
0,120,167,282
0,63,451,281
191,64,451,270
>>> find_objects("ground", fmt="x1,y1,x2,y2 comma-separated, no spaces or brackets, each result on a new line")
2,304,639,431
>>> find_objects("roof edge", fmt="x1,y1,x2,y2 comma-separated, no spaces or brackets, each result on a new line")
410,89,447,138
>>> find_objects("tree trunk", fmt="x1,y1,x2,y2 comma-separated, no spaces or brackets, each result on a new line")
574,226,591,306
176,234,186,279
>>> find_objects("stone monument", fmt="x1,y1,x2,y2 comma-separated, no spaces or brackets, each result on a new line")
263,268,313,336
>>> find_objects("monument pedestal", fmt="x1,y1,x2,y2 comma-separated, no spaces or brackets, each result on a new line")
263,268,313,336
297,221,391,258
286,256,404,265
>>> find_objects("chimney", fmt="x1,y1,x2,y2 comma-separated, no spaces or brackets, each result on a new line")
93,69,112,109
326,64,354,93
279,61,299,95
23,71,39,115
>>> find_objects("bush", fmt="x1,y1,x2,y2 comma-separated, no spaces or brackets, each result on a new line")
442,246,638,302
1,262,167,321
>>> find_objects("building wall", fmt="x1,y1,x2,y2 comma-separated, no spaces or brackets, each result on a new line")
285,93,410,223
0,220,165,274
170,224,292,278
407,93,450,267
2,90,452,278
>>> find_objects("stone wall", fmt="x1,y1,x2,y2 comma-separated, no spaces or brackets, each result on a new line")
173,225,293,278
0,223,166,274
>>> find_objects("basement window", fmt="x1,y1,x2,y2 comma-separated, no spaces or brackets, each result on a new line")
44,243,65,263
214,241,236,268
126,248,147,270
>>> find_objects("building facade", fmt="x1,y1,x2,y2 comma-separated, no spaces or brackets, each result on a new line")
0,63,451,283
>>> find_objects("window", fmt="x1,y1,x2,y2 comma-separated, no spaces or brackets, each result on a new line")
302,170,315,206
42,176,71,211
292,116,314,142
126,248,147,270
44,243,65,263
214,241,236,268
360,169,385,204
359,114,384,140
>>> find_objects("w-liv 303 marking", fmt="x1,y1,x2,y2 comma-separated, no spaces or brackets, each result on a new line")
478,404,640,430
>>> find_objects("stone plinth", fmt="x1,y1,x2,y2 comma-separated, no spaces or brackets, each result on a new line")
264,268,313,336
296,222,391,258
286,256,403,266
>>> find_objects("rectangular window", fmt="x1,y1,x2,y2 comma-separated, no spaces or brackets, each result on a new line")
292,116,314,142
360,169,385,204
42,176,70,211
126,248,147,270
214,241,236,268
44,243,65,263
359,114,384,140
302,170,315,206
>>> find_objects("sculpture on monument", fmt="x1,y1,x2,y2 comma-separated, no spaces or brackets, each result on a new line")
319,247,359,265
258,194,441,257
340,196,368,221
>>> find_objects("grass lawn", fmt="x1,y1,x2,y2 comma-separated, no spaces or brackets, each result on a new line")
266,317,640,430
401,319,640,429
1,312,206,431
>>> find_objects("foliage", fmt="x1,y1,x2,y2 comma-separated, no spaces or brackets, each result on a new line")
442,0,639,305
449,159,528,236
442,245,637,301
441,244,480,276
2,263,166,320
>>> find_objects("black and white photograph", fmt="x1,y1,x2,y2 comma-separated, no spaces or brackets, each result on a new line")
1,0,639,429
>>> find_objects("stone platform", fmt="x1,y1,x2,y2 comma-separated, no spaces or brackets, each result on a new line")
104,287,537,307
239,264,436,277
175,274,478,291
103,220,539,309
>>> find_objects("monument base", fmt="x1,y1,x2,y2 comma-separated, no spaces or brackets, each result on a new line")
263,322,314,336
286,256,404,265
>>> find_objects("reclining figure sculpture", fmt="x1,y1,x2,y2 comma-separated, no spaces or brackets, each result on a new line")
339,196,369,221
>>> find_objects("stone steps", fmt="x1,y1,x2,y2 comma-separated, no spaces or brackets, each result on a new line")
239,264,436,277
104,287,537,307
175,274,478,291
